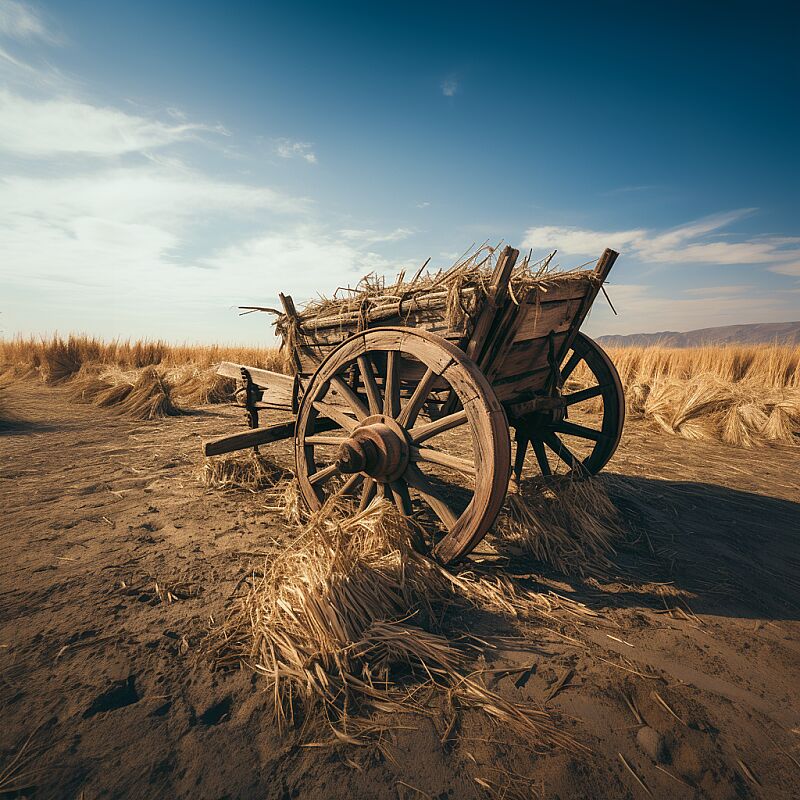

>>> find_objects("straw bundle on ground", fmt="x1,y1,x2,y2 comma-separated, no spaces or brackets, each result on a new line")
200,451,290,491
175,368,236,405
211,498,588,747
495,476,624,576
38,336,88,384
631,374,800,447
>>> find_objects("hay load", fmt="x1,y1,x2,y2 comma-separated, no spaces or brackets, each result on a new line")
271,245,598,364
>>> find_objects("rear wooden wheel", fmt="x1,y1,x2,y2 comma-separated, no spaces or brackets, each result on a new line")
294,328,511,564
513,332,625,479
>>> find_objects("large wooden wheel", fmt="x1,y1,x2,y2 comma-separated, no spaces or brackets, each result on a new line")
512,332,625,480
294,328,511,564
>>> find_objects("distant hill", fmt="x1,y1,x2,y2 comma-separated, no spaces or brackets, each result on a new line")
596,321,800,348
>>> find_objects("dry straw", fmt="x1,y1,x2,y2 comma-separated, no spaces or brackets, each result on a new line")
200,450,290,491
210,497,590,748
276,243,592,344
570,343,800,448
495,476,624,576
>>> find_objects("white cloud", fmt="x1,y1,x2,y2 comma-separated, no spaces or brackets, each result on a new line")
416,201,430,208
441,77,458,97
274,137,317,164
338,227,413,244
0,89,225,156
522,210,800,274
770,260,800,277
0,1,58,43
200,227,403,300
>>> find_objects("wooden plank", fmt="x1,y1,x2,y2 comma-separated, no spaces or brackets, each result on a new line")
203,420,294,456
279,293,302,375
493,362,556,403
463,246,519,365
549,249,619,378
216,362,296,408
523,277,594,306
512,297,583,344
491,331,568,384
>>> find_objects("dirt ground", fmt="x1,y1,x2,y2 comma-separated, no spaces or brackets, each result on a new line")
1,381,799,800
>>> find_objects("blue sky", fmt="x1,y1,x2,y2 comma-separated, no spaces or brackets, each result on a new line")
1,0,798,344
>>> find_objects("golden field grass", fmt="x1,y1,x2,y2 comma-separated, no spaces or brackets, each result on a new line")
1,334,798,445
601,343,800,448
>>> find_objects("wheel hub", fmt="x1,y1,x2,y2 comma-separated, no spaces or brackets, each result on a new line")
334,414,410,482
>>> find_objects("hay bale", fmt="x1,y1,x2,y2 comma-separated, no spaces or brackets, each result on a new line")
211,498,587,747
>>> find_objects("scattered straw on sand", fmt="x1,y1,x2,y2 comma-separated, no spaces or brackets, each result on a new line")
495,476,624,576
200,451,290,492
210,498,592,748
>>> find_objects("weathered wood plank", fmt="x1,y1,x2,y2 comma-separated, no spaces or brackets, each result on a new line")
203,420,295,456
512,297,583,344
216,362,295,408
490,331,568,385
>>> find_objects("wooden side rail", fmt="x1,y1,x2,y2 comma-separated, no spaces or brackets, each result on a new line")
203,421,296,456
216,361,297,409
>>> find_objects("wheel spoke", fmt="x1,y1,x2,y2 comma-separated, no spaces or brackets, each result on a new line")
404,463,458,530
548,420,608,442
390,480,429,552
531,437,551,476
412,446,475,476
409,409,468,444
513,436,529,483
397,367,438,428
304,434,348,446
312,400,359,432
358,477,376,511
541,431,584,472
560,350,583,381
384,350,400,417
389,479,412,515
563,384,606,406
331,472,363,501
308,462,339,486
330,376,369,421
357,354,382,415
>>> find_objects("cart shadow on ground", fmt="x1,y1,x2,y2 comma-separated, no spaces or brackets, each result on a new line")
492,474,800,623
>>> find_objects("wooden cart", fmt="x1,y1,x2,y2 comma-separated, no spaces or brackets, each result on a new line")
204,246,624,563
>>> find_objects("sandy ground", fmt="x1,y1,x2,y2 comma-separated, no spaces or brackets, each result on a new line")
1,381,799,799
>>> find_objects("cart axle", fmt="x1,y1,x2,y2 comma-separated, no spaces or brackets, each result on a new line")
333,414,410,482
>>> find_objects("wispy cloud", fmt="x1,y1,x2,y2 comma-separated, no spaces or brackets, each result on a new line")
274,137,317,164
416,201,430,208
441,77,458,97
522,210,800,275
0,0,59,44
0,89,226,157
338,227,413,244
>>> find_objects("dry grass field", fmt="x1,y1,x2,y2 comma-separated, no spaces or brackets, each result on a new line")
1,336,799,799
3,335,798,447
